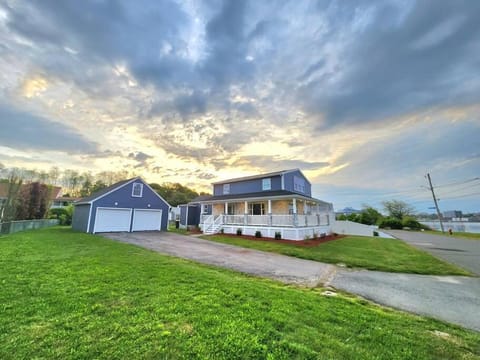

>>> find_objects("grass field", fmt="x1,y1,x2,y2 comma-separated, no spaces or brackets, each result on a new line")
1,228,479,359
203,235,470,275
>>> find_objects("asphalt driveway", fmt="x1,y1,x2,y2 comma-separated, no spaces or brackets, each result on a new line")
103,231,337,286
103,231,480,331
386,230,480,275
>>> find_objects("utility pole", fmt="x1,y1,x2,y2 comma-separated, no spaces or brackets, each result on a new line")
426,173,445,233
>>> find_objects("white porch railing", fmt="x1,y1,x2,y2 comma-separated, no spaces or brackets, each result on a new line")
247,215,270,225
271,215,294,226
224,215,244,225
202,213,330,229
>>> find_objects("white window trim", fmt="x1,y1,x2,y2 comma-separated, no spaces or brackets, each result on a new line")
262,178,271,191
223,183,230,195
132,182,144,197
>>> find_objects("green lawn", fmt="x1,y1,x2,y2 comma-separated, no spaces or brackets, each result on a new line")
1,228,479,359
425,230,480,240
203,235,470,275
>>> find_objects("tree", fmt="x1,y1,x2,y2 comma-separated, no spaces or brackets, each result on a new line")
49,166,60,185
0,170,23,222
382,200,414,220
150,182,202,207
358,206,383,225
15,182,51,220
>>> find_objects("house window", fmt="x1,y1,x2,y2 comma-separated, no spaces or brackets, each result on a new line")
293,176,305,193
132,182,143,197
223,183,230,195
227,203,236,215
248,203,265,215
262,178,271,191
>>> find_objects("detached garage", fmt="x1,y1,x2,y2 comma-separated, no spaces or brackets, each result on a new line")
72,177,170,233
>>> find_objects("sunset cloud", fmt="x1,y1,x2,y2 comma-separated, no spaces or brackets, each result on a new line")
0,0,479,211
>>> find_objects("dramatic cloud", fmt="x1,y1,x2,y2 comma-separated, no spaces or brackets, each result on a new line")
0,0,479,211
0,104,98,153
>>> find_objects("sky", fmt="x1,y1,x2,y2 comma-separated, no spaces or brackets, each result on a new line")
0,0,479,213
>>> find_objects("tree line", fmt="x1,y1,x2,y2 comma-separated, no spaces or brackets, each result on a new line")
337,200,428,230
0,165,207,222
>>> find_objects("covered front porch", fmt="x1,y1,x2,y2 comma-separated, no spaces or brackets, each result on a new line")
199,195,334,240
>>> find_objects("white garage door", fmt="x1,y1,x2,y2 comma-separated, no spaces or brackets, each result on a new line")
94,208,132,233
132,209,162,231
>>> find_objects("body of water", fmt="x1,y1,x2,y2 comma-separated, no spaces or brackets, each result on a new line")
420,221,480,234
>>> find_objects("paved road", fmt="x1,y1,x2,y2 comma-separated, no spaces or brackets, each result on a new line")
386,230,480,275
330,270,480,332
103,232,480,331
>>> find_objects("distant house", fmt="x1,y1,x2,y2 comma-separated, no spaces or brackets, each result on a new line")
0,183,65,217
72,177,170,233
335,207,361,216
195,169,334,240
51,196,78,209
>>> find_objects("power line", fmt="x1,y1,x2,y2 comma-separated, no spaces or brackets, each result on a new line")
437,182,480,196
438,191,480,200
433,177,480,188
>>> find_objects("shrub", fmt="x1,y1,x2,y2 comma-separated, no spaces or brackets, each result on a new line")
236,228,242,236
304,234,311,240
378,217,403,229
373,231,379,237
402,216,423,230
48,207,72,226
274,232,281,240
255,230,262,238
219,228,224,234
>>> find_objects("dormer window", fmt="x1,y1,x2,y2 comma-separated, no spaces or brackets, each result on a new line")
223,183,230,194
132,182,143,197
262,178,271,191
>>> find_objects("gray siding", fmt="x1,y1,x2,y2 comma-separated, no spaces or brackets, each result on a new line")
72,204,91,232
283,170,312,196
180,204,201,226
213,175,282,195
88,179,170,233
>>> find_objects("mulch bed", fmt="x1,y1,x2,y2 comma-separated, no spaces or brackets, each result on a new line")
210,233,345,247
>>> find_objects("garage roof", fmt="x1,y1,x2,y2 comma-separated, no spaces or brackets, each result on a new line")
74,177,139,205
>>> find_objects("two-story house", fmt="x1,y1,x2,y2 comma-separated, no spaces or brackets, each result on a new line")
197,169,335,240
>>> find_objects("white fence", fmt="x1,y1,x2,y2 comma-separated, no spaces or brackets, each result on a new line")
332,220,394,238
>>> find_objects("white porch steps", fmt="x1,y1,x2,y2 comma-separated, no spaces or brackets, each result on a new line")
202,215,223,235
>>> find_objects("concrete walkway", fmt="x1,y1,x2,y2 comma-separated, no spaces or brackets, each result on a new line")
386,230,480,275
103,231,480,331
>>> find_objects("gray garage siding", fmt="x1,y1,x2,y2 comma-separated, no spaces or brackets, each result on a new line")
88,180,170,233
72,204,91,232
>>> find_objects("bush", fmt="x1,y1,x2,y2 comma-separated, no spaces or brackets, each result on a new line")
402,217,423,230
255,231,262,238
378,217,403,229
373,231,379,237
236,228,242,236
274,232,281,240
48,207,72,226
219,228,224,234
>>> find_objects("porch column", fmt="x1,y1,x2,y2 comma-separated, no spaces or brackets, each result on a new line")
224,202,228,214
244,201,248,225
268,199,272,226
303,200,307,226
292,198,298,226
